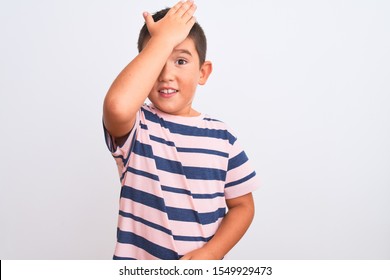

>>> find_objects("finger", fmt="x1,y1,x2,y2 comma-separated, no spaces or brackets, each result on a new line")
182,3,197,22
170,0,187,14
143,12,154,28
187,16,196,26
176,1,195,18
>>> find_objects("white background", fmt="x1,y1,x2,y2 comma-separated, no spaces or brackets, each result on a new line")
0,0,389,259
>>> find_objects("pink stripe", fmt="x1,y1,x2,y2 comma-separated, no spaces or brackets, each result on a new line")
127,153,157,173
169,218,223,238
115,243,159,260
202,120,234,130
174,240,204,256
172,134,228,152
113,158,125,178
191,196,226,212
226,160,254,183
225,176,260,200
145,120,229,151
119,198,170,229
149,140,228,169
122,164,161,194
156,169,188,188
176,152,228,169
162,188,225,212
112,112,139,157
185,178,225,193
117,215,176,251
161,189,197,209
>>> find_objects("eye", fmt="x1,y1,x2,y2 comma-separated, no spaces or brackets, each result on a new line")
176,59,188,65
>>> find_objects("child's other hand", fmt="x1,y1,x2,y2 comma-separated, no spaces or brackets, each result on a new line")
179,247,220,260
143,0,197,48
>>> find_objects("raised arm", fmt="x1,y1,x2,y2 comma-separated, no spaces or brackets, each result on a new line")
103,0,197,138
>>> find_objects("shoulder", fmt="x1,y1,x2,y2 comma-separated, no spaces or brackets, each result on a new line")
201,115,238,144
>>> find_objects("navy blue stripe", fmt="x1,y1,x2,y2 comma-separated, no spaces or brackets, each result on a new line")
113,255,137,260
140,122,148,130
225,171,256,188
203,117,222,122
199,208,226,224
142,107,161,122
161,185,224,199
192,192,224,199
117,229,179,260
119,210,172,236
150,135,176,147
167,123,236,145
166,207,199,223
154,156,183,174
125,166,159,181
228,151,249,171
104,119,137,167
111,130,138,180
113,154,125,162
176,147,229,158
154,156,227,181
183,166,227,181
121,186,166,212
173,235,213,242
142,108,236,144
161,185,192,196
133,140,154,158
124,130,138,166
103,120,115,153
166,207,226,225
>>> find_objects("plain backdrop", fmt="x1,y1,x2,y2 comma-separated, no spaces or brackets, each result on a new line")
1,0,389,260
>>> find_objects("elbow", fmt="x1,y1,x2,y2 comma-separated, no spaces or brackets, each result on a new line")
103,95,130,124
103,95,135,138
104,95,122,117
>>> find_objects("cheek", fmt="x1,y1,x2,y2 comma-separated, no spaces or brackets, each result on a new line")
183,79,198,92
182,72,201,87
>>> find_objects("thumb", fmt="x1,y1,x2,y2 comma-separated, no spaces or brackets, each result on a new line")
143,12,154,28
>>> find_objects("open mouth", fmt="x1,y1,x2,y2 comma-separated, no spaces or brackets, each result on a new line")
158,88,178,98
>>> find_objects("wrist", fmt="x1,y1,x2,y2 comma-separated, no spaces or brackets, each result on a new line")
146,36,176,53
202,242,225,260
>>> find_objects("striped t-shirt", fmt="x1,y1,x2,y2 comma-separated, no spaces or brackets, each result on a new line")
104,104,259,260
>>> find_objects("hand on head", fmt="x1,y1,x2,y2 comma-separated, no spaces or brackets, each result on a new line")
143,0,197,48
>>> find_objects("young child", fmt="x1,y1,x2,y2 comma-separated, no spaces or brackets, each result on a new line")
103,0,259,260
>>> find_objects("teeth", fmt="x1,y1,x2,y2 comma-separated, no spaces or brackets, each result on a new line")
160,89,177,94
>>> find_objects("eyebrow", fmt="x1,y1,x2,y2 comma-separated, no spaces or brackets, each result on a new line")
173,49,193,57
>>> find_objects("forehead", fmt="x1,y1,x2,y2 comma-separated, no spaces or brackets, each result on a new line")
173,38,197,52
171,37,199,65
171,38,199,60
141,37,200,64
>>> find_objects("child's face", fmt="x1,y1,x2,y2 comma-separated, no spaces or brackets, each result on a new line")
148,37,211,116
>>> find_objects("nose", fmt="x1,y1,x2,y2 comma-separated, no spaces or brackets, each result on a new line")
158,63,174,82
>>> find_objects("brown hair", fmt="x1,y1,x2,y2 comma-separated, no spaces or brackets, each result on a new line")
137,8,207,66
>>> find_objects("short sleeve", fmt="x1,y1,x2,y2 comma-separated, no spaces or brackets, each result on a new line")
224,138,260,200
103,111,140,177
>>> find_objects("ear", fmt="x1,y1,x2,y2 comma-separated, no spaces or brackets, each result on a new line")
198,61,213,85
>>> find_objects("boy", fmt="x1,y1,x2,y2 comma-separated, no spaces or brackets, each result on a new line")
103,0,259,260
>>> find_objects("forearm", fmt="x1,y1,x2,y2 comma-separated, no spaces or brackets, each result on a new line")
180,193,255,260
103,37,173,137
205,194,255,259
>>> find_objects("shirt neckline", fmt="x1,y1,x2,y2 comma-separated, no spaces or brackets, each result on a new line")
149,104,206,125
